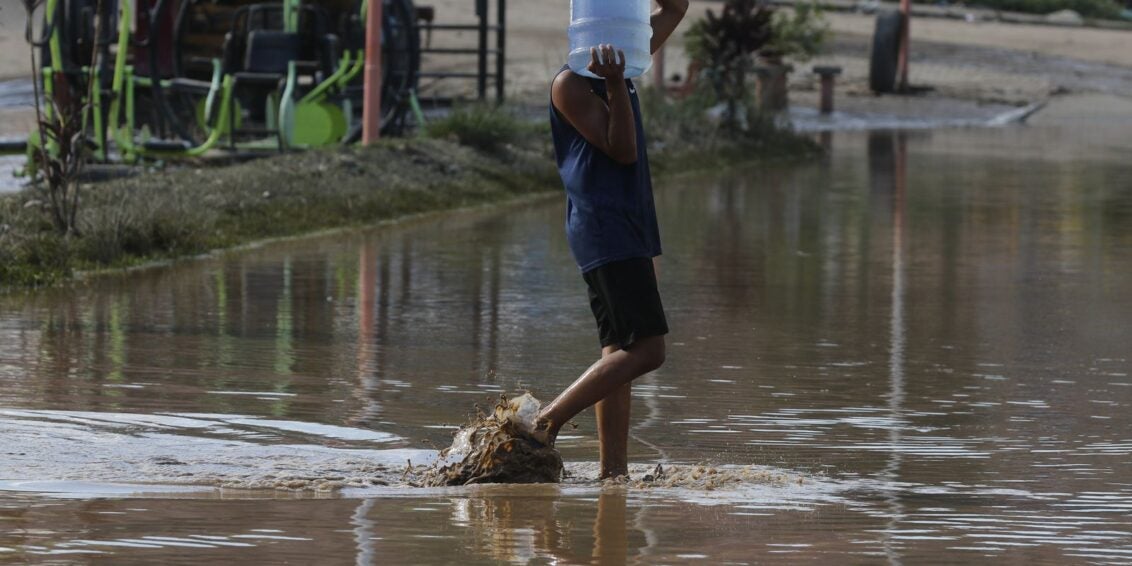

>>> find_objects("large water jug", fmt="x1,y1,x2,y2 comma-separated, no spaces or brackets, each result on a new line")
567,0,653,79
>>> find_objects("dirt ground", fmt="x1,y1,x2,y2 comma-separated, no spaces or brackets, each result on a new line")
2,0,1132,132
418,0,1132,102
0,0,34,81
826,11,1132,69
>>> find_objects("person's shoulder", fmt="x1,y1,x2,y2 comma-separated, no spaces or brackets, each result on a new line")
552,70,593,106
553,69,588,89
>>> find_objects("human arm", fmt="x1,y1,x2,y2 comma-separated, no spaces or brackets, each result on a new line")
551,44,638,165
650,0,689,54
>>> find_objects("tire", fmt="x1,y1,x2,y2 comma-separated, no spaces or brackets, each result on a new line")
379,0,420,135
869,10,904,94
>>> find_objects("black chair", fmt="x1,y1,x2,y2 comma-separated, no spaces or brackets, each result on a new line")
217,3,343,147
223,3,339,80
240,30,301,79
226,30,301,145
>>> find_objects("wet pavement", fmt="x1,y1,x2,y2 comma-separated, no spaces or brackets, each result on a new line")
1,123,1131,563
0,78,32,111
0,78,33,194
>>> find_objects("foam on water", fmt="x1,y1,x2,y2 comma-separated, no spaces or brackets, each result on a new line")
0,481,215,497
0,408,432,493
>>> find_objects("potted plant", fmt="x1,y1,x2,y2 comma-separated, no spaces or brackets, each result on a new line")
757,3,830,111
682,0,774,130
683,0,829,124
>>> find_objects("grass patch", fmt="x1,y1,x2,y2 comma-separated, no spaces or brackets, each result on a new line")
1,98,819,290
640,87,822,173
424,104,530,153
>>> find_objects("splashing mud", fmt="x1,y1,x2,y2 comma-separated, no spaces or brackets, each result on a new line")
597,463,803,492
422,394,563,486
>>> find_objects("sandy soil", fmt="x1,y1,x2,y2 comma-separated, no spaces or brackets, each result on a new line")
2,0,1131,129
418,0,1132,101
0,0,35,81
3,0,1132,81
827,12,1132,69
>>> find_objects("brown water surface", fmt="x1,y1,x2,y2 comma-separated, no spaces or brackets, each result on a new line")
2,125,1132,564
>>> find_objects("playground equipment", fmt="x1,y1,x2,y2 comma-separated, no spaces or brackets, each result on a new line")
24,0,420,163
415,0,506,105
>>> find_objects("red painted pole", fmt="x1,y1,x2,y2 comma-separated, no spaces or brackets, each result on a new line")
362,0,383,144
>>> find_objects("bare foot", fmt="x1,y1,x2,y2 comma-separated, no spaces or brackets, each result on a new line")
528,417,557,448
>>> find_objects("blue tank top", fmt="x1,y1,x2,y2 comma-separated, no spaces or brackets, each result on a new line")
549,66,662,273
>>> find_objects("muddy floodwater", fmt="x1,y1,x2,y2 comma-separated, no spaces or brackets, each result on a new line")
2,123,1132,564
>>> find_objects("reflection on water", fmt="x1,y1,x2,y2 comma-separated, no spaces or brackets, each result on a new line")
2,126,1132,562
878,130,909,565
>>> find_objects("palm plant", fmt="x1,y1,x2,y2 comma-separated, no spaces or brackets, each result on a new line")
684,0,774,129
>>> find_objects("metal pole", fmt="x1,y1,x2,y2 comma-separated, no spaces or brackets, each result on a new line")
495,0,505,102
813,66,841,114
477,0,488,100
362,0,383,144
820,75,834,114
283,0,297,33
897,0,910,91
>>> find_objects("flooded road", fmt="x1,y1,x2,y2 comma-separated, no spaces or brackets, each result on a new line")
2,124,1132,563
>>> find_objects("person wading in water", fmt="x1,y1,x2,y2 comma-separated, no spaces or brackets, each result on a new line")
532,0,688,479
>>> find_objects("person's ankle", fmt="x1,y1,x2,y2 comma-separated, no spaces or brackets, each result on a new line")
600,468,629,481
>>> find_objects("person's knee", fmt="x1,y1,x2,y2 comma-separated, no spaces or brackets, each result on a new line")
636,336,665,372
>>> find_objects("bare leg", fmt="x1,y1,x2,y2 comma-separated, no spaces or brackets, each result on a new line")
596,385,631,478
534,257,665,477
596,346,631,478
595,257,662,477
535,336,664,458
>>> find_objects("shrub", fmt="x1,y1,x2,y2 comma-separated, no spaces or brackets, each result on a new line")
640,85,723,148
424,104,524,153
0,232,73,288
683,0,776,131
766,2,830,62
76,183,217,265
640,85,819,164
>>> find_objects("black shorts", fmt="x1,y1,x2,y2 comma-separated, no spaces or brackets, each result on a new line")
583,257,669,349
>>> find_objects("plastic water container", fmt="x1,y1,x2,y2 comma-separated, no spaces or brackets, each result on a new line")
567,0,653,79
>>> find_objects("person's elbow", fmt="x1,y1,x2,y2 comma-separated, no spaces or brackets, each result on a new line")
613,151,638,165
608,144,638,165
